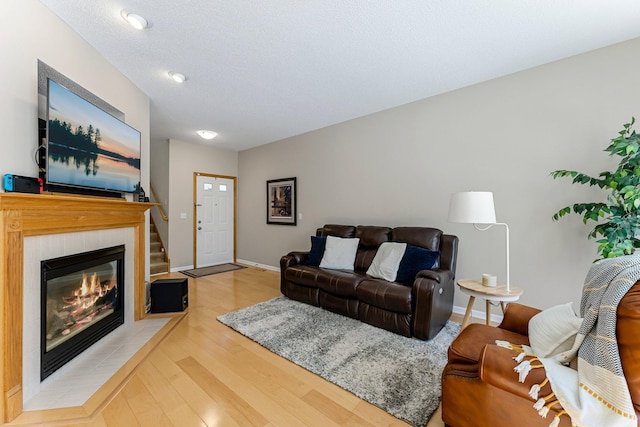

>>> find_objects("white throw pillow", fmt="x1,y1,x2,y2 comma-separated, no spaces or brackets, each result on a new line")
366,242,407,282
319,236,360,270
528,302,583,358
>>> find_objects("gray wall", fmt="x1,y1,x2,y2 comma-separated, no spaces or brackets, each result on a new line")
1,0,149,184
167,139,238,269
1,0,151,274
15,0,640,314
238,37,640,312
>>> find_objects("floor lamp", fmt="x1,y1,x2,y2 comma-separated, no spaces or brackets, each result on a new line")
448,191,511,291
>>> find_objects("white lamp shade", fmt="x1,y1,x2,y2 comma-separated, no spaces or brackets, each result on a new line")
448,191,497,224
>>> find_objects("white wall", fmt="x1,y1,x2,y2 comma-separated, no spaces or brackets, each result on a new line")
238,37,640,312
1,0,151,273
167,139,238,269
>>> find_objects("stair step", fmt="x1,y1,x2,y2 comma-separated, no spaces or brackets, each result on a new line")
150,261,169,275
149,221,167,275
151,252,165,262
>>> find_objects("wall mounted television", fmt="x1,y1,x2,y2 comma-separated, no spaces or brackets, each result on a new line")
45,78,141,195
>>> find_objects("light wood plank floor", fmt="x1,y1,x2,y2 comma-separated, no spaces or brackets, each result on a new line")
13,266,468,427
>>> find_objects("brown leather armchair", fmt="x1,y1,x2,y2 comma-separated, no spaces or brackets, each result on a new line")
441,281,640,427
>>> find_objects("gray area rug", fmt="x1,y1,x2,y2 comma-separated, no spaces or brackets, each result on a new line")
217,296,460,426
180,263,246,278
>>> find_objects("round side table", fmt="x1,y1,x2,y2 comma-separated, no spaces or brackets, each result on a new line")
456,278,523,328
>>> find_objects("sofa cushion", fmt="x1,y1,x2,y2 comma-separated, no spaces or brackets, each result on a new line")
356,279,413,313
356,226,392,248
316,269,365,298
366,242,407,282
319,236,360,270
318,224,356,238
306,236,326,266
392,227,443,268
354,248,377,272
395,245,440,284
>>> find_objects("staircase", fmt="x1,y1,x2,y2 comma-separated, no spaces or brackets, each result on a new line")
150,220,169,275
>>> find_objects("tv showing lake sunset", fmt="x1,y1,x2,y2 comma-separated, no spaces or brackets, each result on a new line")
47,79,141,193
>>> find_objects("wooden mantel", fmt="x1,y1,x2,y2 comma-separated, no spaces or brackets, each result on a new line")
0,193,152,422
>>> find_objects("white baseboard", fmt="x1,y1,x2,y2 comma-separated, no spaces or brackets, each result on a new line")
171,261,280,273
170,265,194,272
236,259,280,272
452,303,503,324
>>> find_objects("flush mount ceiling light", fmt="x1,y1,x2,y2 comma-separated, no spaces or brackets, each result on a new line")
120,10,149,30
197,130,218,140
168,72,187,83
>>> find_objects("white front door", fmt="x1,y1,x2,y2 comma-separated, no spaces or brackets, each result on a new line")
195,174,235,267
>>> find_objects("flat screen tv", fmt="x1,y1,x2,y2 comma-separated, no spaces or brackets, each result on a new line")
46,78,141,194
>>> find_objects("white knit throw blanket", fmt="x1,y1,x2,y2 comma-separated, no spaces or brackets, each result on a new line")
537,253,640,427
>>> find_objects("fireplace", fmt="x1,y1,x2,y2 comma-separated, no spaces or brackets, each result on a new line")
41,245,125,380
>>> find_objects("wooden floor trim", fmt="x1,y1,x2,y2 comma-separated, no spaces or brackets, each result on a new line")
5,313,186,426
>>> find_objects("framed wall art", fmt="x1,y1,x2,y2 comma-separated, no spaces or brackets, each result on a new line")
267,177,296,225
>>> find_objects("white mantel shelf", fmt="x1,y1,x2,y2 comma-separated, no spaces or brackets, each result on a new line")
0,192,153,422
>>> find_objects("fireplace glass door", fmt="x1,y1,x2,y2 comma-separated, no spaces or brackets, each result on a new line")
41,245,125,380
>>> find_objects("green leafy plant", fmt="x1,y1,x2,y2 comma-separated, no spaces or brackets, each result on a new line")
551,117,640,259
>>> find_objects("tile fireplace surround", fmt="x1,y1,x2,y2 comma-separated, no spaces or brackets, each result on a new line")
0,193,152,422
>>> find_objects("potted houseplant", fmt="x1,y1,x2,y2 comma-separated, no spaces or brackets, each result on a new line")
551,117,640,259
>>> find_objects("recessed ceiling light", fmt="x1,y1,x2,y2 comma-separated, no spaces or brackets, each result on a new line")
168,72,187,83
197,130,218,140
120,10,149,30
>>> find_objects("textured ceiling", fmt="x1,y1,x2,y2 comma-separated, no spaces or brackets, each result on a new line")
39,0,640,151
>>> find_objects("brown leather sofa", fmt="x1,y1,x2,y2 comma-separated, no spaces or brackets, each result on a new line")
280,224,458,340
441,281,640,426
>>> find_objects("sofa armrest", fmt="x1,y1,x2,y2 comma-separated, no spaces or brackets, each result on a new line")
281,251,309,268
497,303,541,336
412,268,455,340
280,252,310,297
416,268,453,284
479,344,548,400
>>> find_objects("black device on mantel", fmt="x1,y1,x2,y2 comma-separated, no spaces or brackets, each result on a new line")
150,278,189,313
3,174,43,194
137,186,150,202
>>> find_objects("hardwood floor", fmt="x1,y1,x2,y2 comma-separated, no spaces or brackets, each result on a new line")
9,266,461,427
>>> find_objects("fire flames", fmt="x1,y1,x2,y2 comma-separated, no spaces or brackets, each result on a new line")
46,271,117,345
72,273,108,310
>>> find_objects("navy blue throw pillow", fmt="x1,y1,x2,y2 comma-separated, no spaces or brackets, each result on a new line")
395,245,440,284
306,236,327,266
